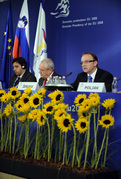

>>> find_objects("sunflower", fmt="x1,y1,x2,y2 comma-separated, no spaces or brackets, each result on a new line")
29,93,41,108
48,89,64,104
74,94,87,106
19,103,30,113
4,103,13,117
88,93,100,108
57,114,74,132
9,87,21,100
102,98,116,110
18,114,27,122
23,87,32,95
54,108,67,121
0,90,6,100
90,96,100,108
15,100,23,111
98,114,114,128
80,98,92,112
1,92,11,103
19,94,30,105
77,107,89,118
75,117,89,133
54,103,68,110
36,109,46,126
37,88,46,97
88,92,100,99
43,102,55,115
28,109,38,122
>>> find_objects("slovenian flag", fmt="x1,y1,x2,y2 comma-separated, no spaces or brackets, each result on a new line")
13,0,29,70
33,0,47,81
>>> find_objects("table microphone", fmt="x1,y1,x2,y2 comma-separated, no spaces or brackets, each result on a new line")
117,78,121,81
65,72,72,77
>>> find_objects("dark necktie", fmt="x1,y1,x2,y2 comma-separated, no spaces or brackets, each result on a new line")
88,75,92,82
14,77,20,86
43,78,47,88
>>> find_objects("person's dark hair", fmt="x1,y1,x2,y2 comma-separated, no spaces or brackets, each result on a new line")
12,57,27,69
82,52,98,62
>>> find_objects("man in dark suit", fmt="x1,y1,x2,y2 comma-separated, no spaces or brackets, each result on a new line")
8,57,37,88
38,58,61,88
71,52,113,92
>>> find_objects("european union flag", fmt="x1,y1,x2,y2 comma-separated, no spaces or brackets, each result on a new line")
0,2,13,89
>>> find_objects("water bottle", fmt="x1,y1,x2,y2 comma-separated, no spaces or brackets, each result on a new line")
61,76,66,84
55,76,59,84
112,77,118,93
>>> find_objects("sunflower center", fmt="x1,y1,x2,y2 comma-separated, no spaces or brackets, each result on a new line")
80,122,86,128
79,98,84,104
0,93,4,97
41,116,44,122
12,91,17,96
24,98,29,103
103,119,111,125
47,106,53,111
33,98,39,105
56,94,61,101
59,113,64,117
83,112,86,117
18,104,22,108
64,119,70,127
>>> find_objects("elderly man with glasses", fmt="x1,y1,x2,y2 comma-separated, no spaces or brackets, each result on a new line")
71,52,113,92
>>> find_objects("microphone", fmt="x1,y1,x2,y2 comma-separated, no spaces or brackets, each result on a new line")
117,78,121,81
65,72,72,77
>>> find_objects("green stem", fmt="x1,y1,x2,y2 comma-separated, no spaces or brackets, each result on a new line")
95,128,107,169
46,118,50,161
24,117,29,158
50,117,55,158
72,124,76,167
59,130,62,161
103,128,109,167
16,124,24,153
0,102,3,151
78,133,86,167
62,132,67,165
91,112,98,168
83,115,90,169
5,118,10,152
12,115,18,154
9,117,13,153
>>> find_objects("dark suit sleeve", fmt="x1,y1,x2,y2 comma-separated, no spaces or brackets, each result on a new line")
8,75,17,88
71,73,87,91
103,73,113,92
94,68,113,92
21,71,37,82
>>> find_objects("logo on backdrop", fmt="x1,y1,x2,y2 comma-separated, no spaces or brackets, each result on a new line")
51,0,70,18
17,16,28,29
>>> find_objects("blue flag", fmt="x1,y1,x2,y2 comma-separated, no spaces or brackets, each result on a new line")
0,2,13,89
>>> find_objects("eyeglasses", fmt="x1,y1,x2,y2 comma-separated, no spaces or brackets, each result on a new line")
80,60,95,65
39,68,47,72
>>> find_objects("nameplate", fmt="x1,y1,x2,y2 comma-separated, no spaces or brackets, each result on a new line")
77,82,106,92
18,82,38,90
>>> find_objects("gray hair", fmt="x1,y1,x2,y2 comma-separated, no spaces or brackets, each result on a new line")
41,58,55,70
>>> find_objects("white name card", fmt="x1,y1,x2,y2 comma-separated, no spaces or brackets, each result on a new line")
18,82,38,91
77,82,106,92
